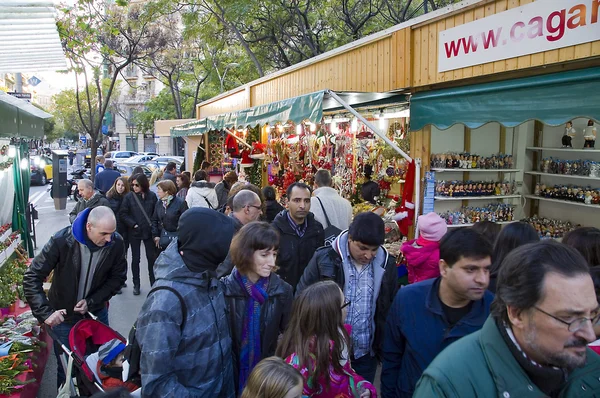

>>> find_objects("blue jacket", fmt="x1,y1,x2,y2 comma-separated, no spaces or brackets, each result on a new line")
381,277,493,398
136,243,235,398
94,168,121,194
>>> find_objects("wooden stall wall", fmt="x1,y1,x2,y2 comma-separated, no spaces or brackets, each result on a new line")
411,0,600,88
197,89,250,119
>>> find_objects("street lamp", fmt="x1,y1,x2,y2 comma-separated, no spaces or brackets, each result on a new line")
220,62,240,93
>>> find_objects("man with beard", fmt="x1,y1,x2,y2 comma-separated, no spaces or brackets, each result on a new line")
382,228,493,397
414,241,600,397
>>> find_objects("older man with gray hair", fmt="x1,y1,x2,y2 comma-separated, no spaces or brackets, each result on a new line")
69,178,110,223
24,206,127,389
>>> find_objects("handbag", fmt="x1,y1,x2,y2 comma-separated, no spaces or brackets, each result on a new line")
159,229,178,250
316,197,342,246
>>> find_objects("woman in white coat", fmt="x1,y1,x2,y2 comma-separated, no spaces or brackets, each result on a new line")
186,170,219,209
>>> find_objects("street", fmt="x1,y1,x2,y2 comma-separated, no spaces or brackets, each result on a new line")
30,183,150,397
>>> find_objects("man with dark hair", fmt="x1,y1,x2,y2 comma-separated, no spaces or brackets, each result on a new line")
311,169,352,231
414,241,600,397
186,169,218,209
382,228,493,397
272,182,324,291
296,212,397,382
163,162,177,184
94,159,121,195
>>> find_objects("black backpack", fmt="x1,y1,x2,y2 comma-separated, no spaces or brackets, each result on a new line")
123,286,187,385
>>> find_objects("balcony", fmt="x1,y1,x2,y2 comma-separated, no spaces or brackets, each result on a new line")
122,93,149,105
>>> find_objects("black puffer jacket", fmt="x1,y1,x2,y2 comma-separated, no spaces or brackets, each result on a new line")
119,191,158,240
23,225,127,324
107,194,127,235
272,211,324,291
151,196,188,237
265,201,284,223
221,272,293,391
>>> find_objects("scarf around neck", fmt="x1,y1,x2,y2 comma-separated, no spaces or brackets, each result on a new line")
233,268,269,393
161,194,174,209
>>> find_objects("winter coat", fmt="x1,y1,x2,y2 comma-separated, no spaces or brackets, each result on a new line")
94,168,121,194
310,187,353,231
23,208,127,324
272,211,324,291
186,181,219,209
119,191,158,240
381,277,493,398
97,362,139,392
69,192,111,224
221,271,293,392
361,180,380,204
296,230,397,358
162,171,177,185
401,239,441,284
413,317,600,397
135,243,236,398
214,181,230,209
265,200,284,223
107,194,127,236
151,197,188,237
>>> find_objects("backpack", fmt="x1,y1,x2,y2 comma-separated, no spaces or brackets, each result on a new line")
123,285,187,385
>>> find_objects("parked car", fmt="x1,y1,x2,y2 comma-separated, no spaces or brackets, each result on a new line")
121,154,156,164
30,155,53,185
104,151,138,161
138,152,159,157
85,148,104,168
142,156,184,172
114,163,153,179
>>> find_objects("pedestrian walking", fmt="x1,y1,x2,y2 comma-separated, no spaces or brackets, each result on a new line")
240,357,303,398
152,180,187,252
277,280,377,397
296,212,396,383
94,160,121,195
360,165,380,205
272,182,324,291
119,173,158,294
96,155,106,175
262,186,284,223
69,179,110,224
413,241,600,397
310,169,353,231
162,162,178,184
106,177,130,293
23,206,127,388
175,173,190,200
215,171,239,209
186,170,219,209
381,228,493,397
135,208,237,397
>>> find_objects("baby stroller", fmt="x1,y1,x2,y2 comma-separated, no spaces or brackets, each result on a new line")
48,313,137,397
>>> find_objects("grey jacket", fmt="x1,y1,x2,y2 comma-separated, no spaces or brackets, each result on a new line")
69,192,110,224
136,243,235,398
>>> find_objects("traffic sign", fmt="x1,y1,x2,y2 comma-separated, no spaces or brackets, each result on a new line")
7,92,32,101
28,76,41,86
80,135,87,144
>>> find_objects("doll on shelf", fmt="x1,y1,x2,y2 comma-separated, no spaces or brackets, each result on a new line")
584,120,597,149
563,121,577,148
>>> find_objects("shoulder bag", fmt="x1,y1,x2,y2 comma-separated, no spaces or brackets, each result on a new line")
316,197,342,246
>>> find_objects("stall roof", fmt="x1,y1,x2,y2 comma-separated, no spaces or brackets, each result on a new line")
171,90,408,137
0,91,52,138
0,0,67,73
410,66,600,131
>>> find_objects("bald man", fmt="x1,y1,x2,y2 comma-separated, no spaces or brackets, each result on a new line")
69,178,110,224
24,206,127,389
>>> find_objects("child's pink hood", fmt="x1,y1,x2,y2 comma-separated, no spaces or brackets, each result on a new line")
401,239,441,283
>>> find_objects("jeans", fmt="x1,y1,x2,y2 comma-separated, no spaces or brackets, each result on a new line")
351,354,378,383
130,237,156,287
53,307,109,388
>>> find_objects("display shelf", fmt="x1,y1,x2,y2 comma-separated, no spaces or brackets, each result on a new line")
524,195,600,210
431,168,521,173
0,228,12,243
445,220,517,228
525,171,600,182
526,147,600,153
0,236,21,270
434,194,521,201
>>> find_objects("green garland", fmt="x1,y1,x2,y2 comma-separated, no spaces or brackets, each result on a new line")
246,126,262,186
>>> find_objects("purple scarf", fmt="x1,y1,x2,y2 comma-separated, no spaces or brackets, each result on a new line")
234,268,269,393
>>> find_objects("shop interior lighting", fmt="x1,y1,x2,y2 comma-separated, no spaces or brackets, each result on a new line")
375,108,410,119
20,158,28,170
266,125,272,133
277,124,284,133
309,123,317,132
8,146,16,158
351,117,358,133
323,117,333,124
296,124,302,135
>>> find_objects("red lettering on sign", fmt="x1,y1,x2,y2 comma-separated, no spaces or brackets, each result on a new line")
546,9,566,42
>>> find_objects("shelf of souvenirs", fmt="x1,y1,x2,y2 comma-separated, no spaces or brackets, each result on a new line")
524,195,600,209
527,147,600,153
446,220,517,228
431,168,521,173
434,194,521,202
525,171,600,182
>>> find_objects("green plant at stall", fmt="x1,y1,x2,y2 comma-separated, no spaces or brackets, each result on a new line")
0,354,35,394
245,126,262,186
192,145,205,174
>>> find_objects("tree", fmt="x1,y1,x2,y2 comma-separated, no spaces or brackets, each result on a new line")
57,0,168,178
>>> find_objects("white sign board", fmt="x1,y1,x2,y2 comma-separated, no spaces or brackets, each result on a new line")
438,0,600,72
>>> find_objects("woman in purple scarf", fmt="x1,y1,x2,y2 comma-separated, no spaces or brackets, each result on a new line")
221,222,293,395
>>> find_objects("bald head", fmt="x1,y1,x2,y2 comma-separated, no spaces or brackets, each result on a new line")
86,206,116,247
88,206,116,227
78,179,94,200
232,190,262,224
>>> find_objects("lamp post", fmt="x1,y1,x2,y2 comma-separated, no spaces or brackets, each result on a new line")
127,118,137,152
220,62,240,93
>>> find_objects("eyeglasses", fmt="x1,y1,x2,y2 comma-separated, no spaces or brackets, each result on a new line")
534,306,600,333
341,299,351,310
131,183,140,187
247,205,261,211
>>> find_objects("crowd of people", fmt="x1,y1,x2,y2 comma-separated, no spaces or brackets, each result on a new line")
18,161,600,398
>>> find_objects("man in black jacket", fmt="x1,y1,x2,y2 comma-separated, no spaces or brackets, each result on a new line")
23,206,127,389
69,179,110,223
94,160,121,194
272,182,324,291
296,212,397,383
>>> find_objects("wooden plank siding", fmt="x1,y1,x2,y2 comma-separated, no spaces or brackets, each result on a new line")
198,89,249,119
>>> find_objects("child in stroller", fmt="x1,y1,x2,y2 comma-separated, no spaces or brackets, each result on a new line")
97,339,138,392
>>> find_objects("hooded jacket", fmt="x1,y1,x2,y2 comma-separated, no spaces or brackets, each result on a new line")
413,317,600,397
186,181,219,209
136,209,236,398
381,277,493,398
23,208,127,324
401,239,441,284
296,230,397,358
221,272,293,392
119,191,157,240
69,191,111,224
214,180,230,209
272,211,324,290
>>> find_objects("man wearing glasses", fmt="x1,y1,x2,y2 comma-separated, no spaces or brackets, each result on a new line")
414,241,600,397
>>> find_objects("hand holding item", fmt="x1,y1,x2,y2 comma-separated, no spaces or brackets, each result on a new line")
154,237,160,248
45,309,67,327
73,299,88,314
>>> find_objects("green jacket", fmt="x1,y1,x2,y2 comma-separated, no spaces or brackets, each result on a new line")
414,317,600,398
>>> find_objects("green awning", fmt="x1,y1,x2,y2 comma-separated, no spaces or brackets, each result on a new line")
410,67,600,131
0,91,52,138
172,90,326,137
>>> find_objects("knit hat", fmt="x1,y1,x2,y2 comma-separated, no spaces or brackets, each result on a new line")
98,339,126,365
418,212,448,242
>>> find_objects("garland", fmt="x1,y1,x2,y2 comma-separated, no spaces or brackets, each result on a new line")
245,126,262,186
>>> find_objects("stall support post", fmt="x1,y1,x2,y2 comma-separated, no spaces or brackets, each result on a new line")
414,158,422,237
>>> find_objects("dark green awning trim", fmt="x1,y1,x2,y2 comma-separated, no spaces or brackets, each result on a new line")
0,91,51,138
172,90,326,137
410,67,600,131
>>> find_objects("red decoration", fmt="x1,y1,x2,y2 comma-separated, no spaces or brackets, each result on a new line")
225,134,240,158
393,160,416,236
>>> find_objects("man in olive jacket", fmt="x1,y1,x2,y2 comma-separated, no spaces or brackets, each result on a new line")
414,241,600,397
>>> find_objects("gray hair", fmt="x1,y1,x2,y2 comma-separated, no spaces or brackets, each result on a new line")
78,179,94,190
314,169,332,188
232,190,260,212
88,206,116,227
